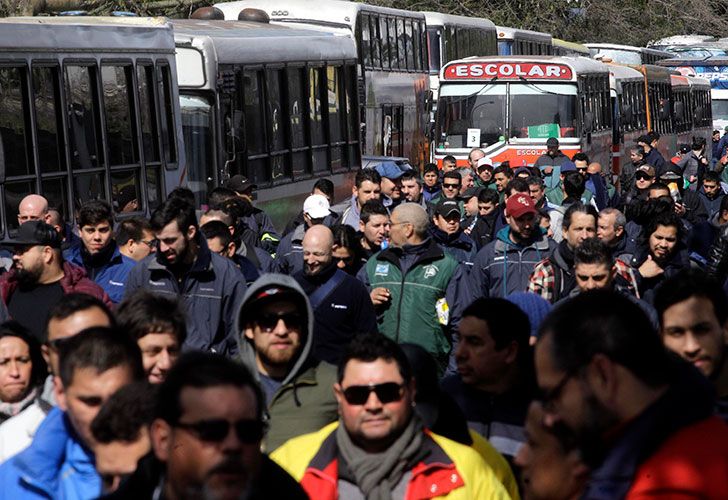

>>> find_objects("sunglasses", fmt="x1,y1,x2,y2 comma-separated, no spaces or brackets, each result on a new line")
443,183,461,189
635,173,653,181
46,336,72,351
175,419,265,444
342,382,405,405
256,312,303,332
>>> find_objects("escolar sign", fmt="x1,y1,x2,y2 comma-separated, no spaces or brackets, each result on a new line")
443,62,573,80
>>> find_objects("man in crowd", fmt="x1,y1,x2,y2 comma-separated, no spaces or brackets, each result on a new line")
375,162,404,209
400,169,425,206
0,293,114,461
422,163,441,203
293,225,377,364
597,207,636,263
358,200,390,259
283,178,335,236
469,188,500,250
535,137,570,201
47,209,81,251
470,193,556,299
340,169,382,229
0,327,144,498
442,298,537,462
0,221,111,339
699,170,726,218
637,132,668,177
492,165,514,201
109,352,308,499
116,217,156,262
201,220,260,285
457,167,475,190
272,333,509,498
17,194,52,226
475,158,495,190
430,170,463,207
64,200,136,304
224,175,280,252
442,154,458,172
468,147,486,170
570,238,639,299
654,269,728,420
359,203,465,372
430,199,477,268
235,274,338,451
117,290,186,384
535,290,728,497
461,186,485,233
125,197,246,356
621,164,656,211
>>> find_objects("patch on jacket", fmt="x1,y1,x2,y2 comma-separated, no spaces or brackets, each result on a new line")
423,264,439,279
375,264,389,276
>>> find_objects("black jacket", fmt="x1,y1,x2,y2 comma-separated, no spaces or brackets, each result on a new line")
707,222,728,285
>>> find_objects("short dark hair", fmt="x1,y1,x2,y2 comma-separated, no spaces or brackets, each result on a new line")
572,152,590,164
45,293,114,342
78,200,114,228
150,197,197,233
654,269,728,326
527,176,545,189
423,163,439,175
539,290,670,387
442,155,457,165
116,290,187,345
504,178,529,197
648,182,670,195
91,382,158,443
313,178,335,200
574,237,613,267
167,187,196,208
493,165,514,178
58,327,144,387
648,131,660,142
478,188,499,205
563,171,586,199
0,321,47,388
337,333,412,384
208,187,237,208
360,200,389,224
563,203,598,230
155,351,265,424
462,298,530,363
400,170,421,185
332,224,364,257
443,170,461,183
115,217,152,245
355,168,382,188
704,171,721,184
644,211,682,243
200,220,233,249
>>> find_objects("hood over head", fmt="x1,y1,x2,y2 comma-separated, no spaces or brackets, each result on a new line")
234,273,314,386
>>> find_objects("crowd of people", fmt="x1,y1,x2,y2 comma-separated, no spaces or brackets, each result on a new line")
0,131,727,499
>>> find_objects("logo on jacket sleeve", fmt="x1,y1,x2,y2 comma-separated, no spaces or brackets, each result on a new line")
423,264,439,279
375,264,390,276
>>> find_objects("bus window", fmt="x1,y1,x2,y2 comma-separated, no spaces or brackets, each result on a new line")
369,15,381,69
159,63,177,164
309,67,328,172
388,18,399,70
457,29,468,59
180,94,213,206
137,64,160,163
32,66,64,173
287,66,309,177
413,21,424,71
360,13,371,68
396,18,406,70
5,180,34,233
510,84,577,138
146,165,162,210
111,169,141,213
101,65,137,166
328,66,345,170
40,177,69,220
65,65,102,171
436,83,506,149
405,21,415,71
345,64,359,165
0,67,33,177
243,69,267,184
73,171,105,208
379,17,390,70
265,68,289,182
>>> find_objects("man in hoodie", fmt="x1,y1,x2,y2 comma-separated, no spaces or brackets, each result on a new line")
0,327,144,499
699,171,726,218
470,194,557,299
236,274,338,451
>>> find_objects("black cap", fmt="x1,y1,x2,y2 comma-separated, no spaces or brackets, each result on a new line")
435,199,461,218
6,221,61,248
224,175,257,193
460,187,484,200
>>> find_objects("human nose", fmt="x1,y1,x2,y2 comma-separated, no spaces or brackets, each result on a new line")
8,361,19,378
220,422,243,452
683,333,701,356
157,349,171,371
363,390,383,411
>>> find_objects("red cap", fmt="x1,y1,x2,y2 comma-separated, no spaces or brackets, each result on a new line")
505,193,537,219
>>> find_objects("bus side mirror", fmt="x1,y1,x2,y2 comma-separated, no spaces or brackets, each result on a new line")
674,102,685,120
584,112,594,134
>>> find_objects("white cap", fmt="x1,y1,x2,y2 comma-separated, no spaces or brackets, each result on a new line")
477,157,493,168
303,194,331,219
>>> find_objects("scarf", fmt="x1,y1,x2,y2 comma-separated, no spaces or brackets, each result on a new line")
336,414,425,500
0,385,40,423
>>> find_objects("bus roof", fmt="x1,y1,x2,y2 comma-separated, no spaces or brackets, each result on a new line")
440,55,607,82
686,75,712,90
607,63,644,81
552,38,590,55
495,26,552,43
0,16,174,52
422,12,495,30
585,43,673,58
657,56,728,67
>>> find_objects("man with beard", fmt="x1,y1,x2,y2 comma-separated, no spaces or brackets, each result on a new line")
235,274,338,451
0,221,110,339
293,225,377,364
535,290,728,498
358,200,390,259
399,170,426,207
106,352,308,500
125,197,246,356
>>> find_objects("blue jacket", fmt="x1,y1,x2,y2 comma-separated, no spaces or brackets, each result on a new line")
429,227,477,271
124,235,247,356
0,407,100,499
64,242,135,304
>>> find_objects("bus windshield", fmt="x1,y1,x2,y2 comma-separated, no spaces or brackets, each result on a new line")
427,27,441,73
435,83,577,149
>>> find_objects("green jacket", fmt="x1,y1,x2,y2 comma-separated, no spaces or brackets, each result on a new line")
365,240,460,367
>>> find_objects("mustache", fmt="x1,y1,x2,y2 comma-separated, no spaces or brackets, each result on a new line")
207,457,247,477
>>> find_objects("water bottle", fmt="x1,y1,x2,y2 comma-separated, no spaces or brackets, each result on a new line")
668,182,682,205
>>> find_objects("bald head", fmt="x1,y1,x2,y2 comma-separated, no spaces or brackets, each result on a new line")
18,194,51,225
391,203,429,246
302,225,334,276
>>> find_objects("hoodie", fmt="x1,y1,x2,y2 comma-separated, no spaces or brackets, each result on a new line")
234,274,338,452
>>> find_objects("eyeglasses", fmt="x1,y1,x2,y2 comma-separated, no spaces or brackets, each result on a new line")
443,183,461,190
175,419,265,444
140,239,157,249
576,167,588,173
342,382,405,405
256,311,303,332
46,336,73,351
539,370,577,412
635,173,653,181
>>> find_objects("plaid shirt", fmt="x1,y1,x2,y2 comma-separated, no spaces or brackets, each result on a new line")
529,258,638,303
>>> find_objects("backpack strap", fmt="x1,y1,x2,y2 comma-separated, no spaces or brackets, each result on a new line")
309,269,347,311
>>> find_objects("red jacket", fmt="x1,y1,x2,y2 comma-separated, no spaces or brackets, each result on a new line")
627,415,728,498
0,262,112,309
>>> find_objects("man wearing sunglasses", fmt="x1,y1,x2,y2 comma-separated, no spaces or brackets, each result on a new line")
236,274,338,452
535,290,728,498
273,333,508,499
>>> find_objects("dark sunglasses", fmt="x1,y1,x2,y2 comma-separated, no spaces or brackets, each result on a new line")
342,382,404,405
443,183,461,189
256,312,303,332
635,173,653,181
46,337,72,351
175,419,265,444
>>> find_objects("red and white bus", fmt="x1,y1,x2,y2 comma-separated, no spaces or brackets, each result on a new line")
433,56,612,168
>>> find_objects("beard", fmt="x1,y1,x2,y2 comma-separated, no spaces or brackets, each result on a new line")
573,389,620,468
15,265,43,288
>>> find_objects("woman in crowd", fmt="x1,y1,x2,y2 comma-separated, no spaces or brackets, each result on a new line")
0,322,47,424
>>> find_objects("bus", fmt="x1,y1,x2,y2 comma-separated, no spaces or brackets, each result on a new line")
0,17,184,237
669,74,712,148
608,64,648,174
214,0,431,167
433,56,612,168
495,27,553,56
552,39,590,57
586,43,673,65
171,19,360,226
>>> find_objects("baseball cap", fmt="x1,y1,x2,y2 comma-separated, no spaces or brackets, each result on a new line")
374,161,404,180
505,193,537,219
724,125,728,133
546,137,559,148
636,165,656,178
476,157,493,171
6,221,61,248
560,161,577,173
514,167,531,177
460,187,484,200
302,194,331,219
435,199,461,218
224,175,257,193
660,169,682,181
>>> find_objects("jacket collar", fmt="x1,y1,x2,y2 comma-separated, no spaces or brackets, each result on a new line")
376,238,444,268
148,232,212,274
494,227,550,252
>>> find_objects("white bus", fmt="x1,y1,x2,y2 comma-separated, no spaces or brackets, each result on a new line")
496,26,553,56
171,19,360,225
0,17,184,236
552,39,590,57
214,0,431,167
586,43,673,65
